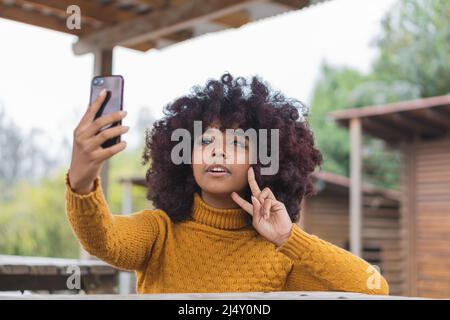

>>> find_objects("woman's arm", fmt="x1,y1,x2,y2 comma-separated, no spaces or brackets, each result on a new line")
276,223,390,295
231,167,389,295
65,172,162,271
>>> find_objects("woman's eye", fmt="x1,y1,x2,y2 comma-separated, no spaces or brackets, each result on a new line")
201,137,212,145
232,139,246,148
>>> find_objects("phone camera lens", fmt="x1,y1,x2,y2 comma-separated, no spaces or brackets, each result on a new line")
94,78,104,86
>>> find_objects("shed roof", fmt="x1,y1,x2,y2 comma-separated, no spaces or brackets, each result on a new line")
328,94,450,143
312,171,400,202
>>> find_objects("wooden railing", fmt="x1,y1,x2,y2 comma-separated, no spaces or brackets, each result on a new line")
0,255,431,300
0,255,117,294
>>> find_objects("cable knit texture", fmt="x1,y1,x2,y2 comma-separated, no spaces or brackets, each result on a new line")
64,172,389,295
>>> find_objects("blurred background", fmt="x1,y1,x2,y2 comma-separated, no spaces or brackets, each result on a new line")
0,0,449,298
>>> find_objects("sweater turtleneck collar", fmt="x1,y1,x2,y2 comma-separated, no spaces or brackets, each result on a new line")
191,193,251,230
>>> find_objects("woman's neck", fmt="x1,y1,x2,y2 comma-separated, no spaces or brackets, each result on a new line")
200,190,240,209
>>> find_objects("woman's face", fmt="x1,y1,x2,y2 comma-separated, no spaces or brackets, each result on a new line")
192,123,254,195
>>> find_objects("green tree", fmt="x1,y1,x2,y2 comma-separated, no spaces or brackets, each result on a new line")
309,0,449,189
309,63,366,177
373,0,450,97
309,63,417,189
0,171,80,257
0,145,151,258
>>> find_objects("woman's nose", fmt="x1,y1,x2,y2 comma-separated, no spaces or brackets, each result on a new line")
212,148,226,159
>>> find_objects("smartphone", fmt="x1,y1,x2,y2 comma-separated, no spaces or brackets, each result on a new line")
89,75,124,149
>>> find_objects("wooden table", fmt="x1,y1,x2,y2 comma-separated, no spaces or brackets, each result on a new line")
0,255,118,294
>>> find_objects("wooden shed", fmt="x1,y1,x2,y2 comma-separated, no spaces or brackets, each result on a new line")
330,94,450,298
300,171,403,296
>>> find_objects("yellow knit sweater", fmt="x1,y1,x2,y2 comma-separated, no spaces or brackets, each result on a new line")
64,172,389,295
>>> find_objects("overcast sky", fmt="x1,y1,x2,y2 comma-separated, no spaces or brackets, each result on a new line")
0,0,397,159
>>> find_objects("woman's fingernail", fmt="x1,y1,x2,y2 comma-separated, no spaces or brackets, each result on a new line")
99,88,107,96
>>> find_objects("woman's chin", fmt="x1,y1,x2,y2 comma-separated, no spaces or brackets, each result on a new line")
204,171,232,178
201,185,235,195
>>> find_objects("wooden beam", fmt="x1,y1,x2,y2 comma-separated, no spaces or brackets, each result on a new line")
272,0,310,10
130,29,194,51
213,10,250,28
0,2,92,36
73,0,267,55
330,94,450,122
362,118,410,141
137,0,185,10
124,40,155,52
423,108,450,127
164,28,194,42
362,125,400,145
350,118,362,257
383,113,442,136
22,0,138,25
397,113,442,135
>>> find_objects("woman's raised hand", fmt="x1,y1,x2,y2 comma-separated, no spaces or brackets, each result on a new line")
231,167,293,247
68,89,129,195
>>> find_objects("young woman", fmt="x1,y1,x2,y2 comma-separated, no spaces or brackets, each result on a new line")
65,73,389,295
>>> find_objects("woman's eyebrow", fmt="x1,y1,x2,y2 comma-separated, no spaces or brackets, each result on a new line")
228,130,247,138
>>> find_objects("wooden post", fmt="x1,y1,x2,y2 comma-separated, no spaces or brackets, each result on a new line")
406,137,418,296
119,182,133,294
299,199,309,232
93,47,113,199
80,47,113,260
349,118,362,257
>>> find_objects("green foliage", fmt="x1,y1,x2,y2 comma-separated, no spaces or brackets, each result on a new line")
309,63,366,177
0,146,151,258
310,0,449,189
0,171,79,258
373,0,450,97
108,145,152,214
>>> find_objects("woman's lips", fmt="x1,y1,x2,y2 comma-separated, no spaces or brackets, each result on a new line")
205,164,231,177
205,171,231,177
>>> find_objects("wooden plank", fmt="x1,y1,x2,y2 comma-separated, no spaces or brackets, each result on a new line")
350,118,362,257
273,0,310,10
330,95,450,122
0,291,427,300
213,10,250,27
22,0,138,24
0,2,93,36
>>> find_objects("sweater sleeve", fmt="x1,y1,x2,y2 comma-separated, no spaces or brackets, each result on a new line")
64,171,161,272
276,223,390,295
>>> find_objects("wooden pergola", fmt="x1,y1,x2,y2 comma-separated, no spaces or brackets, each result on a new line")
0,0,327,199
329,94,450,298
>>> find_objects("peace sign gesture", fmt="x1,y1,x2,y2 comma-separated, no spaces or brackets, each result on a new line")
231,167,293,247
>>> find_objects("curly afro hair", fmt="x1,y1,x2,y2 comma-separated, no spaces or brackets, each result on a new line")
142,72,322,225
